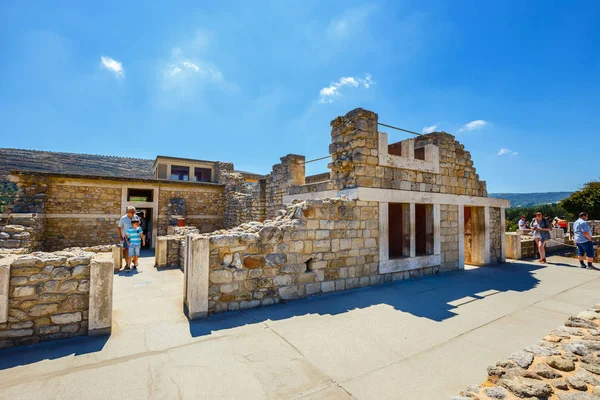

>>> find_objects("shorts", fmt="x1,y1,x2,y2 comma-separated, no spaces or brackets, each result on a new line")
577,242,595,258
129,245,140,257
122,238,129,249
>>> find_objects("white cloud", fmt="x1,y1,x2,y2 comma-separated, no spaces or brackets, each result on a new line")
422,124,438,134
498,148,518,156
319,74,374,103
459,120,488,132
157,33,237,108
100,56,124,78
326,5,375,41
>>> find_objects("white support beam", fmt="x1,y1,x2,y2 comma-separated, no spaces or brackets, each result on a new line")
409,203,416,258
458,205,465,269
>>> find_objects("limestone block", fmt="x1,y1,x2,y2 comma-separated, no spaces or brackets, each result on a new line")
12,286,35,297
51,312,82,324
210,270,233,284
28,303,59,317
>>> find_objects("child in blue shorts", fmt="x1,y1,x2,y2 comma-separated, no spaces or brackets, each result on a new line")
126,216,146,270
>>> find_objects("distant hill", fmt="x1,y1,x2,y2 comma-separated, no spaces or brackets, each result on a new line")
490,192,573,208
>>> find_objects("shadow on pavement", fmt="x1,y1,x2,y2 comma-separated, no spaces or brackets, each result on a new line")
189,261,546,337
0,335,109,371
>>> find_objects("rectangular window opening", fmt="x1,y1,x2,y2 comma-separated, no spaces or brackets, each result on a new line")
389,203,410,259
170,165,190,181
388,142,403,157
415,204,434,256
127,188,154,202
194,167,212,182
414,147,426,161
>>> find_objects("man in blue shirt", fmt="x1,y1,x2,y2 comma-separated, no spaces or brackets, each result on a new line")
573,212,595,268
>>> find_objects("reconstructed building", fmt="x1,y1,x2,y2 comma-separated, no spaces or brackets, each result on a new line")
0,107,512,346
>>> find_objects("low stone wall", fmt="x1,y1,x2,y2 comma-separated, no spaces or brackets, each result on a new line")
43,217,119,251
183,197,452,318
0,225,32,252
506,229,571,260
453,304,600,399
0,251,113,348
0,213,44,252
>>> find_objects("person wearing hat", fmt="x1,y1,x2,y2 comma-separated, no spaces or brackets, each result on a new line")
532,211,552,263
125,215,146,271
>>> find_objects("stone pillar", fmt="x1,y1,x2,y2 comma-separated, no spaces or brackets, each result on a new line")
409,203,416,257
484,206,491,264
284,154,306,187
402,203,411,257
112,245,122,272
433,204,441,255
89,254,114,336
156,236,167,268
184,234,210,320
0,256,15,324
500,208,507,263
329,108,379,190
378,202,389,265
505,233,522,260
458,205,465,269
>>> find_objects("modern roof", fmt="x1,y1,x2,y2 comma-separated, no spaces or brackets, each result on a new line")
0,148,154,179
0,148,263,180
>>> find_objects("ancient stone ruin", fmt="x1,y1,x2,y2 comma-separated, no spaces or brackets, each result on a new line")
0,107,511,347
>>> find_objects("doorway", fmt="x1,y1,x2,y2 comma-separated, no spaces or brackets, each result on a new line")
464,206,486,265
135,208,153,249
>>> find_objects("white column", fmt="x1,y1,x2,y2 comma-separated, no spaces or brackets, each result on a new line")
500,207,506,263
89,254,114,336
185,235,210,320
379,202,389,265
409,203,416,257
433,204,441,255
484,206,491,264
458,205,465,269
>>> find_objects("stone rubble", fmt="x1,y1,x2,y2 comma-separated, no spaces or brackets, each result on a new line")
454,304,600,399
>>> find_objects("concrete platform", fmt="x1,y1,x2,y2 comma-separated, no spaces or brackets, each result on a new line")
0,254,599,399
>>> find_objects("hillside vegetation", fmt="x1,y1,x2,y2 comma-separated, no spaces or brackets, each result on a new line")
490,192,572,208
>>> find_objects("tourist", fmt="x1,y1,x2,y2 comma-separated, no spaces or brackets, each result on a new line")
553,217,560,228
137,212,148,246
557,217,568,234
518,215,527,231
125,215,145,271
532,212,552,263
573,212,595,269
117,206,136,270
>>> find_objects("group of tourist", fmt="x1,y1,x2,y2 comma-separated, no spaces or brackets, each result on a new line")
117,206,146,271
518,212,595,268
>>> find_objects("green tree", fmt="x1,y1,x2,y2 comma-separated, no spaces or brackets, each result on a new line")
560,180,600,219
504,203,574,232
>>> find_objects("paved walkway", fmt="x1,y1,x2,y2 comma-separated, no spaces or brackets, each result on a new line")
1,254,599,400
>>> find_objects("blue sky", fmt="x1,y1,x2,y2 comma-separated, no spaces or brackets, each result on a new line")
1,1,598,193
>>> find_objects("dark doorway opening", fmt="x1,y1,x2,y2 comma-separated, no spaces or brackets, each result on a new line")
135,208,153,249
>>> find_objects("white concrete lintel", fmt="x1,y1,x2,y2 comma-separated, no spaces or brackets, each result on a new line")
357,187,510,208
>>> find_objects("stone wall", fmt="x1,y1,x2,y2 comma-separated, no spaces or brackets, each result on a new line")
0,251,94,347
7,173,48,214
286,108,487,199
44,218,119,251
0,214,44,253
45,184,121,214
454,304,600,399
264,155,305,220
440,205,460,271
179,198,446,317
489,207,502,264
158,187,224,235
